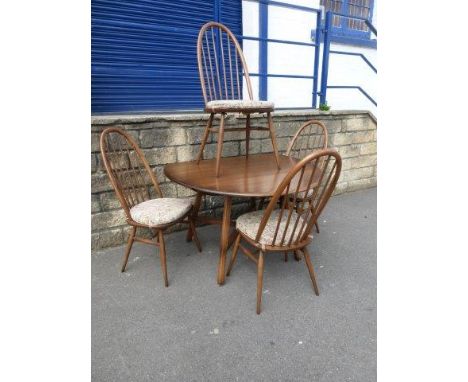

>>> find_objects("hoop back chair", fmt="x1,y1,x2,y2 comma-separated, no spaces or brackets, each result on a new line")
257,120,329,243
100,128,201,287
196,21,280,176
285,120,328,159
285,119,329,243
226,149,342,314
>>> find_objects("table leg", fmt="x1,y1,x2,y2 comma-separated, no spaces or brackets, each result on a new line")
217,196,232,285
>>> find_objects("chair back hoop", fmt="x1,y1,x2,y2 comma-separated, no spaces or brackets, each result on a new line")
285,120,329,158
99,128,163,218
197,21,253,105
255,149,342,247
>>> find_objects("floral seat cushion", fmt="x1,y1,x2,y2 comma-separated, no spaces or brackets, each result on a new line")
236,209,307,246
206,100,274,112
130,198,192,227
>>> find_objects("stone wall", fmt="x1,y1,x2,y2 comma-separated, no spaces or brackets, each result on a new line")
91,110,376,250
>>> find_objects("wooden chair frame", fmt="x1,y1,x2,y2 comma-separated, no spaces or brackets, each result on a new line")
285,119,329,251
258,119,329,253
196,21,280,176
226,149,342,314
100,127,201,287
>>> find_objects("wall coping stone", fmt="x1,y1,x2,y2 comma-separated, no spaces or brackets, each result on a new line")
91,109,376,126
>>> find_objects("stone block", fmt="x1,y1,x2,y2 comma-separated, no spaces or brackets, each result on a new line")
223,129,244,141
276,137,290,153
91,133,100,152
140,128,186,148
180,141,239,161
336,144,361,159
143,147,177,165
251,129,269,139
321,118,342,134
339,167,374,182
343,154,377,170
152,165,168,183
240,140,261,155
92,228,124,251
99,191,122,211
205,141,239,158
92,209,127,231
360,142,377,155
160,183,177,198
92,173,113,193
329,131,375,146
91,154,98,173
177,145,205,162
261,139,273,153
177,184,197,198
186,126,212,145
274,122,299,138
343,117,369,132
91,194,101,213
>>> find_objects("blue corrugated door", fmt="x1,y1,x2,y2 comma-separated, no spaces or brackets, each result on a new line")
92,0,242,113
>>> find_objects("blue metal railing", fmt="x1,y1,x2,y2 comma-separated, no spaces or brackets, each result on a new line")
240,3,376,110
319,10,377,107
241,0,322,108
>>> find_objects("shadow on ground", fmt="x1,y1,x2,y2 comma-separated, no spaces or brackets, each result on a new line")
92,188,376,382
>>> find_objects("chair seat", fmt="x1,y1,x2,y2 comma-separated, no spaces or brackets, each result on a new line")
206,100,274,113
236,209,307,246
130,198,192,227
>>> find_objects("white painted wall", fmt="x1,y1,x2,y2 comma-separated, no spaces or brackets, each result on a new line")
241,0,377,115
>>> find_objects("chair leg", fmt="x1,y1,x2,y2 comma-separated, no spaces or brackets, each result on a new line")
186,192,202,242
294,250,302,261
315,222,320,233
190,218,202,253
215,113,225,177
284,251,288,262
226,233,241,277
257,251,265,314
157,230,169,287
245,114,251,158
267,112,280,169
196,113,214,164
121,226,136,272
302,247,319,296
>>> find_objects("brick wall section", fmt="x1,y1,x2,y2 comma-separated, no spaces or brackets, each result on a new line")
91,110,376,250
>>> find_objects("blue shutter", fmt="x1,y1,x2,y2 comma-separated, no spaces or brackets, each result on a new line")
92,0,242,113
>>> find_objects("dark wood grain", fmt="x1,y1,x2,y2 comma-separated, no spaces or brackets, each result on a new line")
165,153,321,198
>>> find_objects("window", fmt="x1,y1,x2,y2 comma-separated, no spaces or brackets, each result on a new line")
91,0,242,113
320,0,376,48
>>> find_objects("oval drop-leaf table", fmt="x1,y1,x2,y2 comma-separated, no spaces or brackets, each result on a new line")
164,153,321,285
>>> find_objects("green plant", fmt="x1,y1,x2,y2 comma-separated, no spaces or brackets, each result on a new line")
319,102,330,111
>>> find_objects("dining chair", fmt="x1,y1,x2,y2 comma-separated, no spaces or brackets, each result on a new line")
284,120,328,261
196,21,280,176
100,127,201,287
226,149,342,314
258,119,328,260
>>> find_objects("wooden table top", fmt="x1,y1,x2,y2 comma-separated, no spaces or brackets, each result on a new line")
164,153,317,198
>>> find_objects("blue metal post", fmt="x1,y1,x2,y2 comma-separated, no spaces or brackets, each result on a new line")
319,10,332,106
312,10,321,108
259,2,268,100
